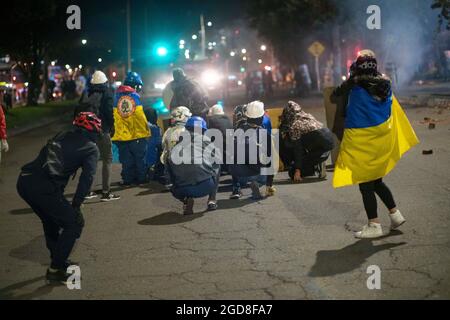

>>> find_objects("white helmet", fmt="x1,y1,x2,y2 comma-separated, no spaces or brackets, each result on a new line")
91,71,108,85
245,101,265,119
171,106,192,123
208,104,224,116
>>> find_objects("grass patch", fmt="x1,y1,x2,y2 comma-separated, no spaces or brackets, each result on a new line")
5,100,77,129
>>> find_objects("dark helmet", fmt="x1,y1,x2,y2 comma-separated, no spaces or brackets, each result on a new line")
349,62,357,78
185,116,207,131
173,68,186,82
73,112,102,133
355,50,378,75
124,71,144,91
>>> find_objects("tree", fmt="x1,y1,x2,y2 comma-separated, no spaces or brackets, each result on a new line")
246,0,337,67
0,0,81,106
431,0,450,31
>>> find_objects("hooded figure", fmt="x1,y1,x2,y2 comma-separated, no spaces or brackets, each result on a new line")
333,50,419,239
279,101,334,182
164,68,209,118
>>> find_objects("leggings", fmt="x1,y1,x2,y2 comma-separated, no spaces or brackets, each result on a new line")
359,178,396,220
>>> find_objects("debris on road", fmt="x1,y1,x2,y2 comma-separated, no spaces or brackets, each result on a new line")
422,150,434,155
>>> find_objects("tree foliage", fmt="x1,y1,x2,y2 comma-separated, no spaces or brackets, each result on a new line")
246,0,337,67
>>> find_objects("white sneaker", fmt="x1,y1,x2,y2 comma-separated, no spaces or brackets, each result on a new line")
354,223,383,239
389,210,406,230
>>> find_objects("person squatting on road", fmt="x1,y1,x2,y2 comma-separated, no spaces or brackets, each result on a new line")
279,101,335,183
144,106,164,182
228,101,276,200
16,112,101,283
76,71,120,202
332,50,419,239
167,116,220,215
0,105,9,165
112,72,151,186
206,104,234,174
164,68,210,119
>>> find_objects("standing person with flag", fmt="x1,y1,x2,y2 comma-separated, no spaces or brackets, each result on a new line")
112,72,151,186
333,51,419,239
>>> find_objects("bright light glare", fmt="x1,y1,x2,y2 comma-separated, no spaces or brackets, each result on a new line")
264,66,272,71
201,69,222,87
156,47,168,57
207,21,213,27
261,45,267,51
192,34,198,40
98,58,102,63
179,40,185,45
230,51,236,57
258,59,263,64
154,82,168,90
82,39,87,45
342,75,347,81
237,80,243,86
241,48,247,54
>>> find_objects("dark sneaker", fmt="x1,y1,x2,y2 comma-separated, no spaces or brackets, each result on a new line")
207,201,218,211
183,198,195,215
250,181,263,200
85,192,97,200
230,189,242,200
46,268,71,285
100,192,121,202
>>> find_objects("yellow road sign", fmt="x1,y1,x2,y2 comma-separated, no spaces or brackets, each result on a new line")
308,41,325,57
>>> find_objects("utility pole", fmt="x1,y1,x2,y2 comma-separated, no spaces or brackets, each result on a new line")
200,14,206,60
127,0,132,72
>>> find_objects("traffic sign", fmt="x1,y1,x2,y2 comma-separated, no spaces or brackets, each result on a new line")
308,41,325,57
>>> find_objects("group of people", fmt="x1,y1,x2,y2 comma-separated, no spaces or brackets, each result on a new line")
14,49,419,284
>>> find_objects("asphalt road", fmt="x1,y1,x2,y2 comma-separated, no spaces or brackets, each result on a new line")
0,91,449,300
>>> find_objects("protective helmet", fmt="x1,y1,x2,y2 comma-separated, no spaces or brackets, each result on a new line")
173,68,186,82
185,116,207,131
245,101,265,119
355,50,378,75
73,112,102,133
208,104,224,116
91,71,108,85
124,71,144,91
171,106,192,123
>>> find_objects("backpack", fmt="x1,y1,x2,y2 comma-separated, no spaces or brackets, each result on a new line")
74,91,103,118
21,132,68,177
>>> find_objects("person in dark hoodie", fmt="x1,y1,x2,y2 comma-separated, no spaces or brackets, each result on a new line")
206,104,233,173
17,112,101,284
77,71,120,202
165,68,209,118
167,116,220,214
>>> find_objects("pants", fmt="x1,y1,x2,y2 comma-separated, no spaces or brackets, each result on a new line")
281,128,334,176
172,175,219,202
17,172,83,270
359,178,397,220
97,132,113,193
116,138,148,185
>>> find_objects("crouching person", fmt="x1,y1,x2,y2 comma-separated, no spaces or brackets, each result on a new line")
167,116,220,215
229,101,275,200
279,101,335,183
17,112,101,284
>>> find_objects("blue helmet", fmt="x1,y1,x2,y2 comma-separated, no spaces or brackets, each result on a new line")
124,72,144,91
185,116,207,131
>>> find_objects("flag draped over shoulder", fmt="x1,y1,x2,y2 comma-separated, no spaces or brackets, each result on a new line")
333,86,419,188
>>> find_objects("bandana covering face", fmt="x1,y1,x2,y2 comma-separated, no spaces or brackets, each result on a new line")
280,101,323,141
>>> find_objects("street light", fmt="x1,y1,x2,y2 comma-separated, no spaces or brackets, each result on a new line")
260,45,267,51
98,58,102,63
230,51,236,57
207,21,213,27
192,34,198,40
156,46,168,57
258,59,263,64
82,39,87,45
241,48,247,54
179,40,185,45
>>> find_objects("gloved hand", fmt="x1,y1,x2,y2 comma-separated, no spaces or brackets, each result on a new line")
73,206,85,228
1,139,9,152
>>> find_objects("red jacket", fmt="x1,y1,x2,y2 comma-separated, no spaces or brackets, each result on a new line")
0,106,6,140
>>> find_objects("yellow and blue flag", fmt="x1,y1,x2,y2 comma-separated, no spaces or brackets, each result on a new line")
112,87,150,142
333,87,419,188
